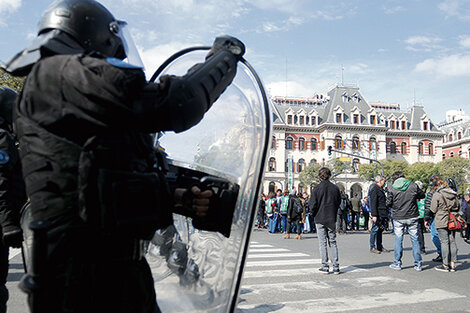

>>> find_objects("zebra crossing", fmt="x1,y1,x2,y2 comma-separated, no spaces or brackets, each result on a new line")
237,241,466,312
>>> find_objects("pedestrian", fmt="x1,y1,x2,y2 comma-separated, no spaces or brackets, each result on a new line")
280,189,290,238
2,1,245,311
308,167,342,274
362,197,371,231
274,189,283,232
257,194,266,228
266,192,277,233
430,179,461,272
387,171,425,271
369,175,390,254
424,175,443,262
336,191,350,234
286,191,304,239
0,88,27,313
350,193,361,231
462,193,470,241
415,181,426,254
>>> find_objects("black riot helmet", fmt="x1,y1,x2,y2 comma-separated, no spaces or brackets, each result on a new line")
2,0,144,76
446,178,458,192
38,0,125,59
0,87,17,126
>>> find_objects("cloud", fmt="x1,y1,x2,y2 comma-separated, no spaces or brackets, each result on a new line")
439,0,470,20
404,35,442,52
0,0,21,26
267,80,314,97
414,54,470,77
459,35,470,48
383,5,406,14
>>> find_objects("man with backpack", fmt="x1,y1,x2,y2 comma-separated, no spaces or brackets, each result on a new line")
336,191,351,234
287,190,304,239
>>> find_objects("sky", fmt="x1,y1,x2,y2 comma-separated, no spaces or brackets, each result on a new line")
1,0,470,123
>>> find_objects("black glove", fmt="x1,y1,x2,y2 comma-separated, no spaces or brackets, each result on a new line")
208,35,245,60
3,227,23,248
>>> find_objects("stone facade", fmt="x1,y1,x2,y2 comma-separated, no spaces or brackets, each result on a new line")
263,84,444,197
439,110,470,160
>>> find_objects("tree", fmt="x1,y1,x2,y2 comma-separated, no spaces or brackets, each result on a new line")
0,69,25,92
406,162,438,191
358,159,408,182
327,158,352,179
358,162,382,182
436,157,470,193
298,162,322,187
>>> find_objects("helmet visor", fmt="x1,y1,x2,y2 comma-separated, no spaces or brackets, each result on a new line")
110,20,145,69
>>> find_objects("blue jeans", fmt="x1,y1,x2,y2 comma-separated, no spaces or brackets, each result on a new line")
370,218,384,250
393,218,422,266
430,218,442,255
268,215,276,233
280,214,288,233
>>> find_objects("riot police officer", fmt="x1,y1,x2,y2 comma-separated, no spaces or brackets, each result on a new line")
0,87,27,313
2,0,245,312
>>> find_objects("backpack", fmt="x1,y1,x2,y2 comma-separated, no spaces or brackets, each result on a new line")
340,198,349,211
280,195,289,214
293,197,303,215
266,198,274,215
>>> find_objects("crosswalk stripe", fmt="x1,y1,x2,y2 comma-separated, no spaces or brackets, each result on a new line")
9,248,21,260
248,244,273,248
242,266,365,279
241,276,406,295
237,288,466,312
247,252,309,259
248,248,290,253
246,259,320,267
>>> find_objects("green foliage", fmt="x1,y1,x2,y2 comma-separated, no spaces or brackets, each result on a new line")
358,162,382,181
382,159,408,180
406,162,438,190
436,158,470,193
327,158,352,178
0,69,25,92
299,162,322,187
358,159,408,181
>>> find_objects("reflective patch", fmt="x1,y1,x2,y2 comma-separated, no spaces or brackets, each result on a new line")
106,57,143,69
0,150,9,165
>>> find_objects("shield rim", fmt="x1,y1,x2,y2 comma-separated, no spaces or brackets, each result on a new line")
150,48,272,312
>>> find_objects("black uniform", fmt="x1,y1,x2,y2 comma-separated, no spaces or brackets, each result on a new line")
0,89,27,313
15,50,238,313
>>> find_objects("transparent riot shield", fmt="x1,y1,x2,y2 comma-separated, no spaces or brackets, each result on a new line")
145,48,271,313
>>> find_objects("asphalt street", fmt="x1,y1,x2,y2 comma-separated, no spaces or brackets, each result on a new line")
4,229,470,313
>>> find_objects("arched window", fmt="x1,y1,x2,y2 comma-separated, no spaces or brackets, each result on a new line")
418,142,424,155
269,182,276,193
449,134,453,142
428,143,434,155
352,135,360,150
271,136,276,149
294,115,298,124
450,152,455,157
401,142,407,154
369,137,377,150
335,135,343,149
311,138,318,150
299,138,306,151
389,141,397,154
297,159,305,173
458,132,462,140
310,159,317,164
286,137,293,150
352,158,360,172
442,153,446,160
268,157,276,171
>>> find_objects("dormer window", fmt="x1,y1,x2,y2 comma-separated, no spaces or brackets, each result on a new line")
336,113,343,123
287,115,292,124
370,115,376,125
299,116,304,126
423,121,429,131
294,115,298,124
342,92,349,103
353,114,359,124
401,121,406,130
311,116,316,126
390,120,396,129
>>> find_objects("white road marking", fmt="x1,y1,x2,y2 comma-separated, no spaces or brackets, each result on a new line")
248,248,290,253
237,289,466,312
248,244,274,248
9,248,21,260
247,252,309,259
242,266,365,279
241,276,406,295
246,259,321,267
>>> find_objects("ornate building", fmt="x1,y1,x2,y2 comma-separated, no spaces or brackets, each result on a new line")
264,84,444,197
439,110,470,160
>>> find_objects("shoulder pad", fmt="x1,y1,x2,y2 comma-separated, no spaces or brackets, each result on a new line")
106,57,143,70
0,150,9,165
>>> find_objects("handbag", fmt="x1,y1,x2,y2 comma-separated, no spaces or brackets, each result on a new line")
441,193,466,231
